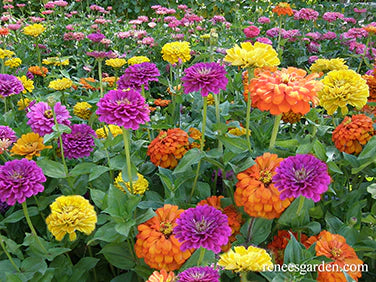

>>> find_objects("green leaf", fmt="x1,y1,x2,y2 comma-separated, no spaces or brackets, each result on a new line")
21,257,47,275
173,148,202,174
71,257,99,282
327,161,343,174
278,197,314,228
45,247,71,261
100,242,136,270
135,208,156,225
325,212,344,233
90,189,106,210
283,232,305,264
115,220,136,237
89,166,110,181
249,218,273,245
69,163,96,177
37,159,67,178
88,222,125,244
157,167,174,191
52,124,71,134
217,135,248,154
180,247,216,271
358,136,376,160
103,185,128,220
313,139,327,161
2,207,38,224
367,183,376,199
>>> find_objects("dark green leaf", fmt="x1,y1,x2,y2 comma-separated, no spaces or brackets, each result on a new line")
71,257,99,281
173,148,202,174
89,166,110,181
100,242,135,270
69,163,96,177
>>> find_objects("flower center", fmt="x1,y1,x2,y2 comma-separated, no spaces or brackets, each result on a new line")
11,171,23,180
259,169,272,185
197,67,211,75
160,221,173,237
331,247,342,258
194,218,209,233
44,110,53,119
159,132,167,140
294,168,307,181
116,98,130,105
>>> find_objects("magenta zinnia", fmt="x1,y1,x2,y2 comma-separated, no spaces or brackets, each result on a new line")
96,89,150,129
273,154,331,202
117,62,160,91
0,125,17,154
0,159,45,205
178,266,220,282
61,124,97,159
0,74,24,97
181,62,228,96
173,204,232,253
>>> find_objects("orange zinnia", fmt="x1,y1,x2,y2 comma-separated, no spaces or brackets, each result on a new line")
272,2,294,16
362,74,376,100
249,67,322,115
134,204,192,271
332,114,375,155
198,195,244,252
147,128,190,169
154,99,171,107
242,67,278,98
315,230,363,281
188,127,201,149
102,76,116,87
28,66,48,77
10,132,52,160
362,99,376,116
79,77,99,90
0,28,9,36
234,152,292,219
146,269,175,282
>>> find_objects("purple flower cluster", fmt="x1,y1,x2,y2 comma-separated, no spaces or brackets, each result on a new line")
0,74,24,97
173,205,232,253
322,12,344,23
256,37,273,45
178,266,220,282
61,124,96,159
273,154,331,202
0,159,46,205
117,62,160,91
266,27,286,38
283,29,301,42
258,16,270,24
86,51,116,59
87,32,105,42
96,89,150,130
342,28,368,39
294,8,319,21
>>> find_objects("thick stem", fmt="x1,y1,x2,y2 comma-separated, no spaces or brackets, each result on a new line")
296,196,305,216
122,127,134,194
197,248,206,266
269,114,282,150
214,93,223,152
0,235,21,272
246,217,256,246
240,272,248,282
52,106,69,176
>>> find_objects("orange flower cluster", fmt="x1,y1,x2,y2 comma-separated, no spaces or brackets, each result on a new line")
242,67,277,98
28,66,48,77
10,132,52,160
0,28,9,36
234,152,292,219
146,269,175,282
281,110,303,124
154,99,171,107
267,230,308,265
135,204,192,271
249,67,322,115
147,128,190,169
332,114,375,154
102,76,116,87
363,24,376,35
198,196,244,252
272,2,294,16
362,74,376,100
78,77,99,90
188,127,201,149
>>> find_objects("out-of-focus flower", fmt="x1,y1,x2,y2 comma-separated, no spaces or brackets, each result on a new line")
235,152,292,219
61,124,96,159
86,51,116,59
87,32,105,42
127,56,150,65
46,195,97,241
178,266,220,282
0,125,17,154
272,2,293,16
105,58,126,69
135,204,192,271
0,159,45,206
218,245,273,272
10,132,52,160
95,124,122,138
48,77,73,91
363,74,376,100
0,74,24,97
17,98,31,111
102,76,116,87
17,76,34,94
332,114,375,155
4,57,21,68
146,269,175,282
154,98,171,107
28,66,48,77
117,62,160,91
281,110,303,123
23,23,45,37
318,69,369,115
114,172,149,195
79,77,99,90
294,8,319,21
73,102,92,120
147,128,189,169
0,48,15,59
161,41,191,64
363,24,376,35
310,58,348,74
0,27,9,36
258,17,271,24
243,25,260,38
207,93,215,105
322,12,344,22
42,57,69,67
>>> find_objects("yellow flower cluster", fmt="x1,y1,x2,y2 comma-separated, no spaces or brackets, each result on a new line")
17,98,31,111
5,58,22,68
73,102,92,120
127,56,150,65
114,172,149,195
228,127,248,136
105,58,126,68
0,48,15,59
310,58,348,74
46,195,97,241
43,57,69,67
95,124,122,138
17,76,34,94
218,245,273,272
48,77,73,91
224,42,280,69
23,24,46,37
161,41,191,64
318,69,369,115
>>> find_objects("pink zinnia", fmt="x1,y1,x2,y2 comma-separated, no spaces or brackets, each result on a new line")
294,8,319,21
243,25,260,38
61,124,96,159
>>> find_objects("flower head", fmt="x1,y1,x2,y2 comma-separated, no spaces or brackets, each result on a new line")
310,58,349,74
48,77,73,91
294,8,319,21
10,132,52,160
0,159,45,205
147,269,175,282
96,89,150,129
281,110,303,124
235,152,292,219
272,2,293,16
218,245,273,272
243,26,260,38
363,74,376,100
73,102,92,120
105,58,126,69
128,56,150,65
42,57,69,67
61,124,96,159
4,57,22,68
117,62,160,91
46,195,97,241
147,128,189,169
318,69,369,115
0,74,24,97
17,98,31,111
23,24,45,37
161,41,191,64
173,205,232,253
79,77,99,90
87,32,105,42
181,62,228,97
0,125,17,154
0,49,14,60
95,124,122,138
273,154,331,202
17,76,34,94
135,204,193,271
86,51,116,59
177,266,220,282
114,172,149,195
28,66,48,77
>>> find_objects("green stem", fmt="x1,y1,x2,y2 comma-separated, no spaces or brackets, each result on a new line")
3,97,7,113
197,248,206,266
122,127,134,194
0,235,21,272
35,38,42,70
246,217,255,246
245,68,254,153
276,16,284,56
98,59,104,98
296,196,305,216
269,114,282,150
22,201,48,254
52,106,69,176
357,36,371,73
214,93,223,152
240,272,248,282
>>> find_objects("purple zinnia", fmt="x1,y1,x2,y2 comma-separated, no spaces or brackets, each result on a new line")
87,32,105,42
273,154,331,202
0,74,24,97
86,51,116,59
96,89,150,129
181,62,228,97
178,266,220,282
117,62,160,91
173,205,232,253
26,101,71,136
60,124,96,159
0,159,46,206
0,125,17,154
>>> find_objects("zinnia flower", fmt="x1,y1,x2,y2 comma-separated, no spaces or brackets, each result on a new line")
46,195,97,241
310,58,349,74
96,89,150,129
17,76,34,93
79,77,99,90
318,69,369,115
17,98,31,111
363,74,376,100
23,24,46,37
0,74,24,97
135,204,193,271
273,154,331,202
177,266,220,282
332,114,375,155
272,2,293,16
105,58,126,69
181,62,228,97
173,205,232,253
147,128,190,169
87,32,105,42
42,57,69,67
117,62,160,91
0,159,45,205
28,66,48,77
0,48,14,59
224,42,280,69
154,99,171,107
161,41,191,64
114,172,149,195
249,67,322,115
218,245,273,272
128,56,150,65
4,57,22,68
147,269,175,282
234,152,292,219
48,77,73,91
0,125,17,154
60,124,96,159
95,124,122,139
73,102,92,120
10,132,52,159
26,102,71,136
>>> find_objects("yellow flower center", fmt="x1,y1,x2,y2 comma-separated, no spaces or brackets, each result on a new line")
44,110,53,119
160,221,173,237
294,168,307,181
11,171,23,179
117,98,130,105
259,170,272,185
194,218,209,232
331,247,342,258
159,132,168,140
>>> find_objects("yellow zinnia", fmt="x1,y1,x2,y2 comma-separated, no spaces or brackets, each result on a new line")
318,69,369,115
17,98,31,111
46,195,97,241
73,102,92,120
17,76,34,94
224,42,280,69
4,58,22,68
0,48,15,59
42,57,69,67
161,41,191,64
310,58,349,74
23,24,46,37
10,132,52,160
95,124,122,138
127,56,150,65
218,245,273,273
114,172,149,195
48,77,73,91
105,58,126,68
